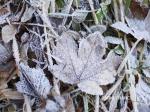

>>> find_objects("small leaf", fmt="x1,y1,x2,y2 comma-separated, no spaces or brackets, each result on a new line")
78,80,103,95
16,63,51,98
2,25,17,43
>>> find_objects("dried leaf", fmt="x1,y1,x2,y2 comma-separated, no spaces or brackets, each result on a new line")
16,63,51,98
0,89,23,100
52,31,121,95
2,25,17,43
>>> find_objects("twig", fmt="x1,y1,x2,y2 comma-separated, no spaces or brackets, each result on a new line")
113,0,119,21
102,73,125,101
87,0,99,24
83,94,89,112
94,95,99,112
100,101,109,112
117,38,142,75
62,0,74,25
50,0,55,13
119,0,125,22
23,95,32,112
37,10,60,38
12,37,20,65
119,0,138,111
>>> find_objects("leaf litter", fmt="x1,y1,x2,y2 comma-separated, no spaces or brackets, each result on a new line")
0,0,150,112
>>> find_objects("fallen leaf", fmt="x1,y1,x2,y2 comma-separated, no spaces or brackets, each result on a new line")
111,10,150,42
2,25,17,43
16,63,51,98
52,31,121,95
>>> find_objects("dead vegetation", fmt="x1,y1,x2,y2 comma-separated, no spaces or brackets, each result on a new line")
0,0,150,112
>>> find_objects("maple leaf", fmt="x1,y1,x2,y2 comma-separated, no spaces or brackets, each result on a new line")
52,31,121,95
16,63,51,99
111,10,150,42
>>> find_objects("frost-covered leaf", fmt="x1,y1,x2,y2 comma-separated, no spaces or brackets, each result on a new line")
111,10,150,42
136,79,150,111
16,63,51,98
111,22,132,34
52,31,121,95
72,10,88,23
78,80,103,95
0,44,11,64
21,6,35,22
2,25,17,43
